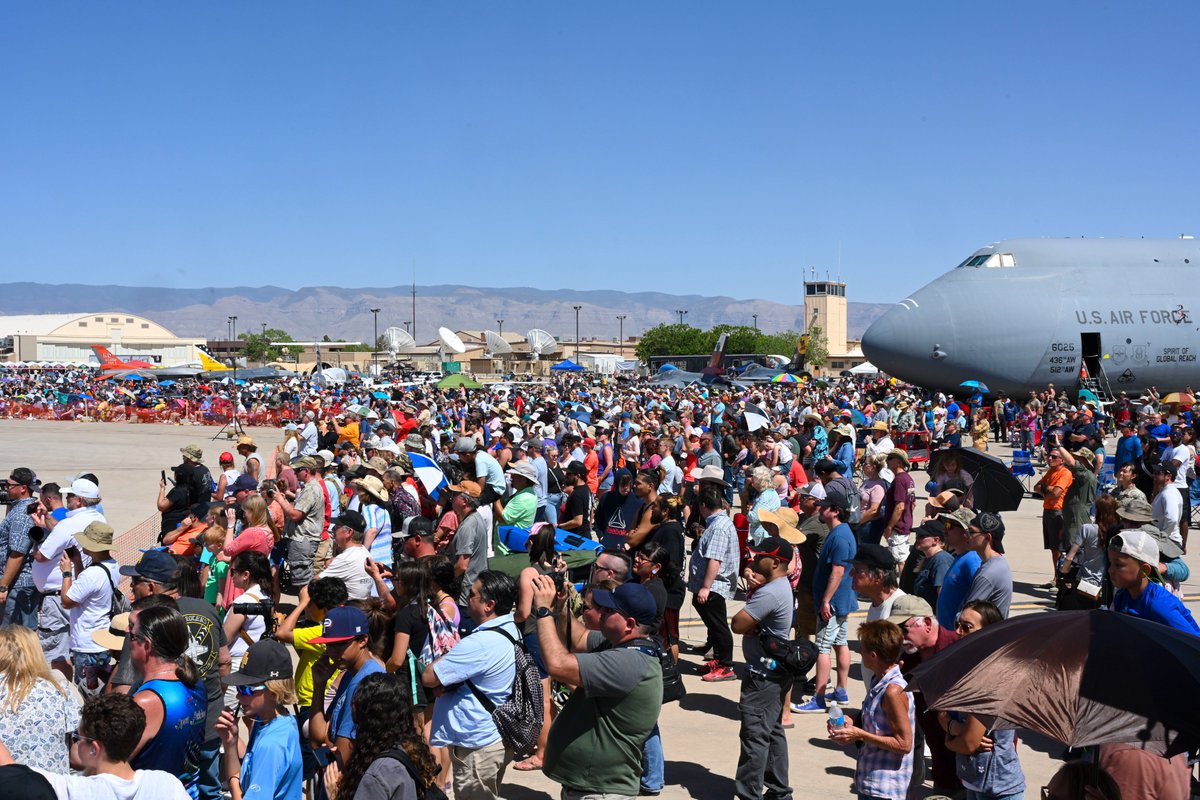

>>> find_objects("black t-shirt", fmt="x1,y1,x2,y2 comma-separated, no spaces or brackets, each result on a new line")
160,484,191,536
643,577,668,625
564,484,593,538
392,601,431,659
645,520,686,609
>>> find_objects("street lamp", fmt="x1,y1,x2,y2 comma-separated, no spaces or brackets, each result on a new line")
497,319,504,336
675,309,688,325
616,315,626,358
573,306,582,360
752,314,758,331
228,316,238,373
404,320,411,334
370,308,381,377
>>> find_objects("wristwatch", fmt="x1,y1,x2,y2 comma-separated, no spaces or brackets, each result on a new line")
533,606,555,619
0,585,9,593
62,571,73,579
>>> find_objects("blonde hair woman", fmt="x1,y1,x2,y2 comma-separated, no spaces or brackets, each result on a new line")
0,626,82,773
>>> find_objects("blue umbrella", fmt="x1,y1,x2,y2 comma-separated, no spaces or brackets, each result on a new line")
159,380,176,387
849,409,867,425
373,391,389,400
126,374,144,382
960,380,990,393
408,452,448,496
570,410,592,423
235,379,247,385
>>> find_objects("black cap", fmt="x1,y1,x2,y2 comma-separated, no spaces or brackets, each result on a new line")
331,510,366,534
814,458,838,475
747,536,795,563
971,511,1006,554
852,543,897,571
223,640,293,686
912,520,945,540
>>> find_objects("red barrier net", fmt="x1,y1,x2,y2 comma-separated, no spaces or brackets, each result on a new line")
0,400,292,428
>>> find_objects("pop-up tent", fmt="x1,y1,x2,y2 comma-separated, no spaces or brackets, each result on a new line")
550,359,585,372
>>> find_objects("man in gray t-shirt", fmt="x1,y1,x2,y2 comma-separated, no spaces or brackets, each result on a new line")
731,537,797,800
451,493,491,610
963,510,1013,618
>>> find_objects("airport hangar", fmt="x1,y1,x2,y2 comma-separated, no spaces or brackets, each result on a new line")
0,313,205,367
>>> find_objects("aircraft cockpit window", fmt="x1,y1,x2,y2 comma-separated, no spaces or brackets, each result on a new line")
997,253,1015,267
964,254,991,267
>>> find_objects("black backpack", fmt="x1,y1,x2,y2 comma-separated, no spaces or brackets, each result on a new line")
758,633,818,679
375,748,447,800
465,628,545,760
627,636,684,704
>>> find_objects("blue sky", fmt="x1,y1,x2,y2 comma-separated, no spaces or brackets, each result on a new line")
2,3,1198,303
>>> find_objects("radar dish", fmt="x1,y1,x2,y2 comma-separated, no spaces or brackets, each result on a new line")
484,330,513,357
382,327,416,356
437,327,467,355
525,329,558,362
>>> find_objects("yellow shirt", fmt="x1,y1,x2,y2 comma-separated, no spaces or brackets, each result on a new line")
293,622,327,706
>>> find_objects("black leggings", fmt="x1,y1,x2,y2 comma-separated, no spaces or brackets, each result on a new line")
693,593,734,667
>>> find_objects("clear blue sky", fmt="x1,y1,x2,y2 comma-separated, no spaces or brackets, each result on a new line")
2,3,1198,303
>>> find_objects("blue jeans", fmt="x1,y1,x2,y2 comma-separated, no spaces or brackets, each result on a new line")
196,738,222,800
2,585,39,628
542,493,562,525
641,723,664,792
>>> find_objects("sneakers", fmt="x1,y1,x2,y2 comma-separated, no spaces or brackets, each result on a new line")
792,697,828,713
701,657,720,672
825,687,850,704
701,665,738,682
682,641,714,656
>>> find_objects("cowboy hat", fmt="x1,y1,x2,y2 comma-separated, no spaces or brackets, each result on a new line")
757,507,806,545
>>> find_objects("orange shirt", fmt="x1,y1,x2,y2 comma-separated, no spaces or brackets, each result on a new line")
1037,465,1073,510
584,450,600,494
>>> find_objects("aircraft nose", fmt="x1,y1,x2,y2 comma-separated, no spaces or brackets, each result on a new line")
861,291,952,385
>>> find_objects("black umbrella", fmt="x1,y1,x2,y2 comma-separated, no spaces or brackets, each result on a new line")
910,610,1200,755
928,447,1024,513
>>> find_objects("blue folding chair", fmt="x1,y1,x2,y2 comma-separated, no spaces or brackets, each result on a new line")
1010,450,1036,493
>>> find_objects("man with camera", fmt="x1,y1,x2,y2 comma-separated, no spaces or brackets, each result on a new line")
0,468,39,627
30,477,106,678
272,456,327,589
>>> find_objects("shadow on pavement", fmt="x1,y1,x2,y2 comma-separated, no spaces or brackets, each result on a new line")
679,692,740,720
499,785,554,800
666,759,736,799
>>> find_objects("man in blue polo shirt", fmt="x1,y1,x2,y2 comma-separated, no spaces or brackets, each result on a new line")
1113,420,1143,474
423,570,520,800
935,508,982,629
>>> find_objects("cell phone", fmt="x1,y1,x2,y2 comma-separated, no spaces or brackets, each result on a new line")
161,470,167,482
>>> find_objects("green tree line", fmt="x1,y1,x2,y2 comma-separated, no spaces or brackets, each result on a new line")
635,323,828,368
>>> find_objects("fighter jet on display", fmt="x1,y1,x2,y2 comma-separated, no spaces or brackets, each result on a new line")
90,345,156,371
861,237,1200,397
649,333,740,387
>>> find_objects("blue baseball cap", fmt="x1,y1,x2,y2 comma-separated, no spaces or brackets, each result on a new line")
591,583,658,626
231,474,259,493
311,606,370,643
119,549,178,583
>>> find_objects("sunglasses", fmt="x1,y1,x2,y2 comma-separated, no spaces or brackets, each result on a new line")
236,684,268,697
69,731,96,745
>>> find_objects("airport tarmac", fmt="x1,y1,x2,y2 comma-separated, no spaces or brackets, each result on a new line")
1,418,1196,799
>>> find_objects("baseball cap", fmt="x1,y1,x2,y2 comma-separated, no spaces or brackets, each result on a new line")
224,640,294,686
886,594,934,626
971,511,1006,554
119,549,178,583
453,436,478,454
293,456,320,471
219,451,235,464
331,510,366,534
311,606,370,643
1108,530,1160,567
794,481,821,498
65,478,100,499
852,543,897,571
591,583,659,626
231,474,259,493
938,508,975,530
912,520,945,541
583,437,597,448
747,536,795,562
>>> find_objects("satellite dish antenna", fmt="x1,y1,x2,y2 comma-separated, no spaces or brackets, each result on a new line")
484,330,512,359
437,327,467,364
525,329,558,362
382,327,416,358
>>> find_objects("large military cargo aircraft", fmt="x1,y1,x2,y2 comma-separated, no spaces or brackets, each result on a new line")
861,238,1200,397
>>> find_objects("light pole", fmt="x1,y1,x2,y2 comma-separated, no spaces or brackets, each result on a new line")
675,309,688,325
404,320,411,334
370,307,381,377
616,315,626,358
573,305,582,361
497,319,504,336
228,316,238,374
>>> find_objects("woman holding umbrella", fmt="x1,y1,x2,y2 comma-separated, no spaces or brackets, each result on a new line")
938,600,1026,800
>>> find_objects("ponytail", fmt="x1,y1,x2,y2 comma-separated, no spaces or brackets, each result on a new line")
176,655,201,688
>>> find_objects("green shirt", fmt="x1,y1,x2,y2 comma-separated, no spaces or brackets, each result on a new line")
1064,460,1097,537
501,486,537,529
544,634,663,796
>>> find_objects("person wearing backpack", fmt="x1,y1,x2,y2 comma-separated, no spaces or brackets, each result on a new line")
531,577,664,800
421,570,521,800
58,520,125,698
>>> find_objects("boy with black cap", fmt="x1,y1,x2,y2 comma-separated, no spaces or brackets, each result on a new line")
731,536,797,800
217,640,303,800
962,511,1013,618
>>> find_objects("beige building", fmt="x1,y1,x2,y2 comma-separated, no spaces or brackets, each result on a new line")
0,313,205,367
803,278,868,375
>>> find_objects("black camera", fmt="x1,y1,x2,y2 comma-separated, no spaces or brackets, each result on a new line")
551,570,566,593
28,526,47,544
231,600,276,639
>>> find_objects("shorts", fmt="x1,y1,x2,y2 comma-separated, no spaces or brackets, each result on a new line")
523,631,550,680
286,538,319,587
1042,509,1065,551
814,614,848,655
1178,487,1191,518
37,593,70,663
659,607,680,645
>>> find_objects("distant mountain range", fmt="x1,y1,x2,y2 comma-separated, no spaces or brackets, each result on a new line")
1,282,892,344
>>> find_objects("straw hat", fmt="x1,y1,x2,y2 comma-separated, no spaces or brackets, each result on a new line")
354,475,390,504
757,507,806,545
91,612,130,652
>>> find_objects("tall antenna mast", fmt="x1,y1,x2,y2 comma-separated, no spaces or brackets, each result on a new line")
411,266,417,343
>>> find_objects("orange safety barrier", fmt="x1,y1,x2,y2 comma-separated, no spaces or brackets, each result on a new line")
0,400,297,428
113,512,163,594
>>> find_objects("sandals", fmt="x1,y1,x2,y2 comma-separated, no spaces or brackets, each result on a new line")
513,758,544,771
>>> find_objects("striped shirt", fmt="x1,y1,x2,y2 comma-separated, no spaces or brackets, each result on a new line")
854,664,915,800
688,511,740,600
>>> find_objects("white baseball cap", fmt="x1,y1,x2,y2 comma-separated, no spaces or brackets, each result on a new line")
66,478,100,499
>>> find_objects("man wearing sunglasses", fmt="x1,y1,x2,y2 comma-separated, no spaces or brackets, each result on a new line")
932,508,981,630
0,467,39,628
0,692,190,799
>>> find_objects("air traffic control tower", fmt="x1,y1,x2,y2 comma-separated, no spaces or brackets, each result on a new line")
803,275,849,357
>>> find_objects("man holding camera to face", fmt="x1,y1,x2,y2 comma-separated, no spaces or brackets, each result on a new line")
0,467,40,628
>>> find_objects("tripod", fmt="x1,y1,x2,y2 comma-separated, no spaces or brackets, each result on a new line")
212,351,245,440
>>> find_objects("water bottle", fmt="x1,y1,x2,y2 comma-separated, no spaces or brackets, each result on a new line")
828,701,844,729
758,656,777,672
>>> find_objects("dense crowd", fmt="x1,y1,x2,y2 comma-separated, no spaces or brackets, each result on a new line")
0,373,1196,800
